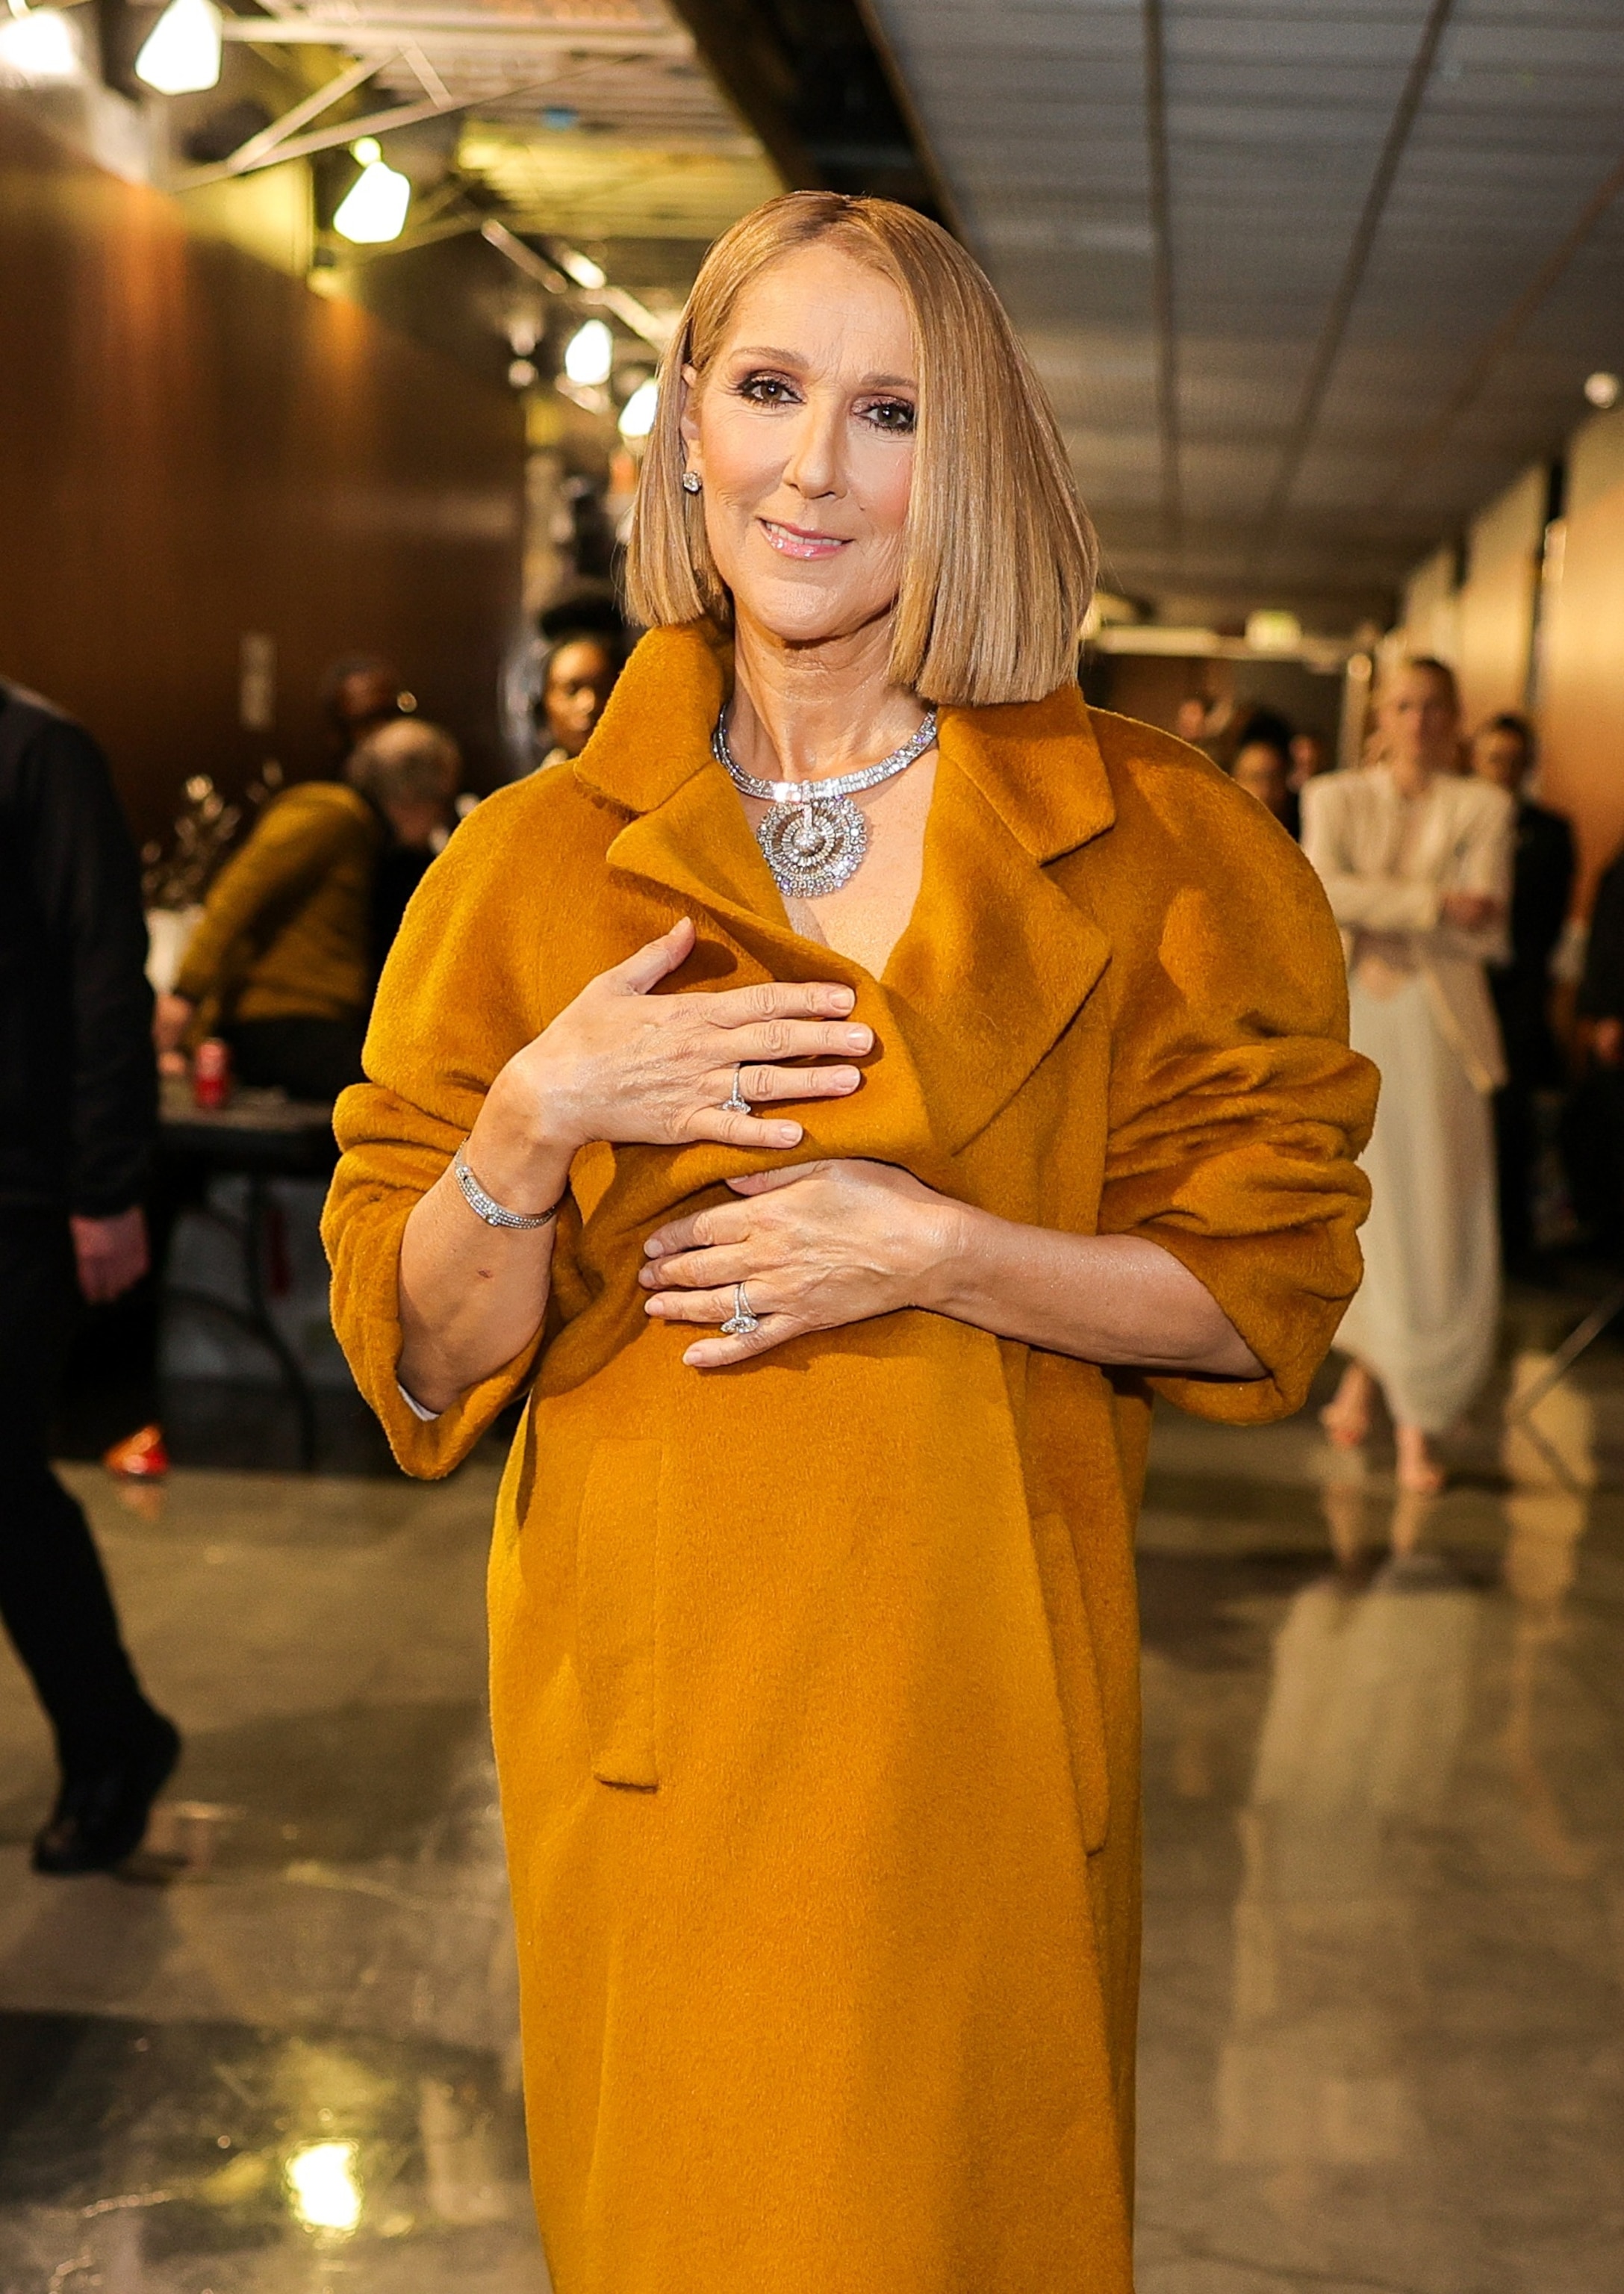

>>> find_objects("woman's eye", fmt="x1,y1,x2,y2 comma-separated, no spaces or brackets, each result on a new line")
736,373,797,405
861,398,917,435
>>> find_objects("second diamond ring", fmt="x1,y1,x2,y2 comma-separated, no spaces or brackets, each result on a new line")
720,1282,760,1337
720,1063,752,1115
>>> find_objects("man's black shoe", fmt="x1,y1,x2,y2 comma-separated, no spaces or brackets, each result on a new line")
31,1709,181,1875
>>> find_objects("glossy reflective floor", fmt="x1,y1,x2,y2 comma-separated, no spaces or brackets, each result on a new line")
3,1311,1621,2292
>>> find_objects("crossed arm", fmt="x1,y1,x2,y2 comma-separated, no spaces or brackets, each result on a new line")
396,918,1260,1414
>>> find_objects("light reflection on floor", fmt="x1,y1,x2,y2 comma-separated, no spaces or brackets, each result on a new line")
1,1315,1621,2290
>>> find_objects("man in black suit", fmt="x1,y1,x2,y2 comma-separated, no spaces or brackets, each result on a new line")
1470,714,1575,1270
0,680,180,1871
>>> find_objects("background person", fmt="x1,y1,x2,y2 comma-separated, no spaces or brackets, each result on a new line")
348,717,464,978
1469,712,1575,1269
532,624,624,772
1231,729,1297,834
0,680,179,1873
1305,658,1513,1492
323,191,1374,2290
1572,839,1624,1258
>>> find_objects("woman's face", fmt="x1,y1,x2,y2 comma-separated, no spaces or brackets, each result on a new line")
680,241,918,650
544,638,619,756
1379,666,1460,771
1231,742,1289,820
1471,725,1528,792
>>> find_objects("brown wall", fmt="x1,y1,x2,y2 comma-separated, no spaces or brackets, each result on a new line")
0,96,523,849
1539,408,1624,908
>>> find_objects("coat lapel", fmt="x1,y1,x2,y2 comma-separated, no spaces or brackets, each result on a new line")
573,627,1116,1178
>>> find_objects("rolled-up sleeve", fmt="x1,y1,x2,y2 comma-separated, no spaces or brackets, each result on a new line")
1096,810,1378,1423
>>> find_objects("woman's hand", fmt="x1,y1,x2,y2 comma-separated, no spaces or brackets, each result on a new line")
468,918,873,1210
639,1159,960,1367
1440,889,1500,931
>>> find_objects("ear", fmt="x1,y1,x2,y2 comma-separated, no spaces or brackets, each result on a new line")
678,363,702,464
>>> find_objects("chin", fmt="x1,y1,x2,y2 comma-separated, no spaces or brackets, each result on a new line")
732,574,895,650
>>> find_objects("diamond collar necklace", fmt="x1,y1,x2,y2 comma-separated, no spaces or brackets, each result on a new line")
712,706,938,900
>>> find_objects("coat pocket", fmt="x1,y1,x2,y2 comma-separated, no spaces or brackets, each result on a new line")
1030,1511,1110,1853
574,1438,662,1789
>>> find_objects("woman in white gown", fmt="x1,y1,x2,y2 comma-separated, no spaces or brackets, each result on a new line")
1302,659,1513,1493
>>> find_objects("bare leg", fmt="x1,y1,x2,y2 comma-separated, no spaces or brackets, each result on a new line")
1320,1359,1375,1449
1395,1422,1446,1496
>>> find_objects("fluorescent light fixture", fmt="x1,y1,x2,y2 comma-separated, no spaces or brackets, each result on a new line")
134,0,222,93
558,248,606,290
564,319,613,386
0,7,78,82
286,2140,361,2234
333,141,411,245
618,377,658,439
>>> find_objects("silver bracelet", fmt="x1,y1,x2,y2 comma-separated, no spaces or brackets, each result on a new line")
452,1144,562,1231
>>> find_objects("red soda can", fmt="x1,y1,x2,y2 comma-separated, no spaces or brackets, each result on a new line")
193,1037,232,1110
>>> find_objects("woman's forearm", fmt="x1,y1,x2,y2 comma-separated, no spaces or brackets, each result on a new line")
921,1209,1263,1377
396,1089,574,1413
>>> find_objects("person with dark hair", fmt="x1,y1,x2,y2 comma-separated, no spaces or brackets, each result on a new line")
1231,727,1298,835
1470,712,1575,1268
0,680,180,1871
533,628,624,774
1305,657,1513,1491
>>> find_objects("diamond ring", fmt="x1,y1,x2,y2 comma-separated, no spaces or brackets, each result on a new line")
720,1281,760,1337
720,1063,752,1116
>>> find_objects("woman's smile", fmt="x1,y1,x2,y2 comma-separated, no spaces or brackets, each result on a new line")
759,517,850,559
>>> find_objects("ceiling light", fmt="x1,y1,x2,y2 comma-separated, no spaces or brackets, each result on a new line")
333,143,411,246
0,6,78,82
564,319,613,386
558,248,606,290
1584,370,1620,410
134,0,221,94
618,377,659,439
1245,609,1301,655
508,358,538,390
286,2141,361,2234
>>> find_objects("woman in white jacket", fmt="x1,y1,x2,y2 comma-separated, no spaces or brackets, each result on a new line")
1303,659,1513,1493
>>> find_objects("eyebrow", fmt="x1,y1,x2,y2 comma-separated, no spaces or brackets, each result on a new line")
726,344,918,389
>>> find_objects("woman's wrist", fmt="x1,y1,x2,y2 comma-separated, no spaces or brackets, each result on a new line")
464,1071,576,1219
906,1193,983,1316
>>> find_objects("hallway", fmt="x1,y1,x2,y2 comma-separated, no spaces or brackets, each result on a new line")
2,1319,1620,2293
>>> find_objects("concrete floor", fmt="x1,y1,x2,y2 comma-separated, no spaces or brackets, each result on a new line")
3,1323,1621,2293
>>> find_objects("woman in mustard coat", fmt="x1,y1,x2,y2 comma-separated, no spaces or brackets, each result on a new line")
324,193,1375,2293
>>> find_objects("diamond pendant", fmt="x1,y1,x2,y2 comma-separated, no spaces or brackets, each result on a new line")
756,795,870,899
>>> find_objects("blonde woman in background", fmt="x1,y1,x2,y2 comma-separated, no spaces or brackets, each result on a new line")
1304,658,1513,1493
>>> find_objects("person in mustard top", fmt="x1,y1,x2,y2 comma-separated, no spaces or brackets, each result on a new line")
323,194,1377,2294
155,718,459,1101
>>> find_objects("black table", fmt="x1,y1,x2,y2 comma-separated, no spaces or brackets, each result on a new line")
158,1077,338,1469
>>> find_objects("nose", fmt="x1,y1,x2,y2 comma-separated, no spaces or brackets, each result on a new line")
780,393,844,503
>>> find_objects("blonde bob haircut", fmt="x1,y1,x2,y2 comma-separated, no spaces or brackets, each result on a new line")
626,191,1098,707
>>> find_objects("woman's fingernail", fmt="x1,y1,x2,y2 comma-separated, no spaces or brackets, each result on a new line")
774,1122,801,1144
845,1027,871,1050
831,989,856,1012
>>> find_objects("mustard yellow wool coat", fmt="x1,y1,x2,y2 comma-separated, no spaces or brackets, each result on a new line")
323,626,1375,2294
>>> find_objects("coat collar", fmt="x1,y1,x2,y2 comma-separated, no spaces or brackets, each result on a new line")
573,624,1115,1168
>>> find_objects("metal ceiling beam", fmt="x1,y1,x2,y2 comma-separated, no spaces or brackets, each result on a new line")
220,17,691,51
1142,0,1180,544
1251,0,1457,564
216,49,386,176
179,75,558,184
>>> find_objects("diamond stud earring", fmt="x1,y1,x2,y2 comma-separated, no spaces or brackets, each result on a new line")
681,471,702,494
